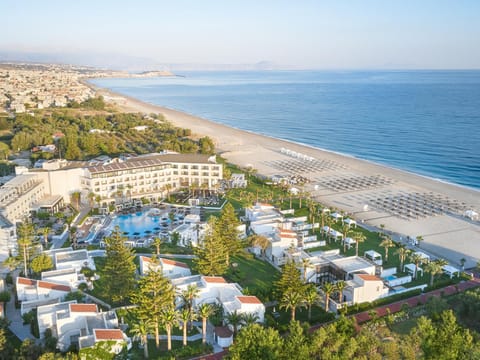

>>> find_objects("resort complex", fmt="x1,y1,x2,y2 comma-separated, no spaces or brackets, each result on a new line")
0,152,222,260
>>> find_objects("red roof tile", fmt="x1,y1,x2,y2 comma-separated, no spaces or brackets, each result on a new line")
17,277,36,286
37,281,71,292
94,329,124,340
203,276,227,284
237,296,262,304
358,274,381,281
161,258,189,269
140,256,152,263
70,304,98,312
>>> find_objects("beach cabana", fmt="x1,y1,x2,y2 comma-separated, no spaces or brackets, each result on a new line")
364,250,382,265
404,263,423,277
344,237,356,249
331,212,343,222
464,210,479,221
413,251,430,263
442,265,460,278
344,218,356,228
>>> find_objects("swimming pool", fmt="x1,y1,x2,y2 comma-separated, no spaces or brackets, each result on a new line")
383,275,397,282
110,211,168,236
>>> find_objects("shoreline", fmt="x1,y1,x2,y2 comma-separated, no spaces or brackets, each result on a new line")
89,81,480,268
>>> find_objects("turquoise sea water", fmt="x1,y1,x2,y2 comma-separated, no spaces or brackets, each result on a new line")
91,71,480,190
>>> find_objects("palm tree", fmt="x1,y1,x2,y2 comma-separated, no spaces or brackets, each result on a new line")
352,231,366,257
87,192,95,208
2,256,19,272
301,258,312,282
341,224,351,253
180,284,200,329
197,303,214,345
379,236,395,262
322,282,335,312
70,191,81,210
303,284,319,321
164,183,173,202
416,235,424,247
379,224,385,237
460,258,466,271
409,253,425,280
225,310,244,338
152,237,162,256
130,319,154,358
395,246,411,272
425,260,443,286
241,313,259,326
280,290,305,322
161,308,178,351
17,222,35,277
179,309,197,346
248,234,270,259
42,227,50,247
335,280,347,304
324,216,334,243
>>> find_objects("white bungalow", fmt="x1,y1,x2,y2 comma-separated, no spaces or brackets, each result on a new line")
404,263,424,277
41,268,88,289
54,249,96,272
364,250,383,266
330,212,343,222
344,218,356,227
343,274,389,305
139,256,191,279
442,265,460,278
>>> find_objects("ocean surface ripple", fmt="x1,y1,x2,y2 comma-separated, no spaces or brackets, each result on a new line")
92,70,480,190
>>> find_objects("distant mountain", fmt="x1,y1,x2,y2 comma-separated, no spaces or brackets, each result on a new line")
0,50,287,72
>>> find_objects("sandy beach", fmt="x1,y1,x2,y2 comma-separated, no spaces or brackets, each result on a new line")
94,85,480,268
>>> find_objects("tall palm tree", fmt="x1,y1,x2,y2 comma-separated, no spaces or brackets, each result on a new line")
180,284,200,329
241,313,259,326
161,308,178,351
416,235,424,247
322,282,335,312
248,234,270,259
301,258,312,283
151,237,162,256
225,310,244,338
352,231,366,257
460,258,466,271
280,290,305,322
379,236,395,262
197,303,214,345
425,260,443,286
303,284,319,321
130,319,154,359
335,280,347,304
17,222,35,277
395,246,411,273
341,224,351,253
42,227,50,247
179,309,197,346
409,253,425,280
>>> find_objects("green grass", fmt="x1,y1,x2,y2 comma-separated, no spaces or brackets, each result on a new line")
389,317,418,335
129,339,212,360
265,304,335,330
224,251,280,302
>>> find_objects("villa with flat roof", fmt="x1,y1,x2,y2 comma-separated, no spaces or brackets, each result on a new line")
37,300,130,352
171,275,265,324
139,255,191,279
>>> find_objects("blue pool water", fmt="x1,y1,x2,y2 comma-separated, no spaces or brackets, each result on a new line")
384,275,397,281
110,212,168,236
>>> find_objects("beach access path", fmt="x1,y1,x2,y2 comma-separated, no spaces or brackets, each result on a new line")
93,85,480,268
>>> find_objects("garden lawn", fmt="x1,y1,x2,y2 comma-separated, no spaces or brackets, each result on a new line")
224,252,280,302
129,339,212,360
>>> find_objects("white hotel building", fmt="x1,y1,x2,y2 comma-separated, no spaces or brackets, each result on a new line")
0,153,223,261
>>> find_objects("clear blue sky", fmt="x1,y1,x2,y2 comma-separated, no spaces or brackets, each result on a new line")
2,0,480,69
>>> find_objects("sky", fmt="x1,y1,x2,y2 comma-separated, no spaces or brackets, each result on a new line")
2,0,480,69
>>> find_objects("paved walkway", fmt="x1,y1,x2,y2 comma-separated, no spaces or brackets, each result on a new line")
5,283,35,342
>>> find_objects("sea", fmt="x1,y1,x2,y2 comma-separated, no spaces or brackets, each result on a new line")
91,70,480,190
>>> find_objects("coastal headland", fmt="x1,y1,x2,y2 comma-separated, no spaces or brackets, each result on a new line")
93,84,480,268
